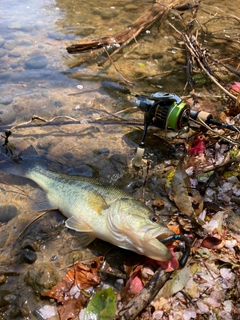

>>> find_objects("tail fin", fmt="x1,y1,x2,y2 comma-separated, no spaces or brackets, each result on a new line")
0,145,39,178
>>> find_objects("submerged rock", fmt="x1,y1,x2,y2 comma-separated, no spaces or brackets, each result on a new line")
0,104,16,124
0,97,13,105
3,40,17,51
25,263,60,295
24,55,48,69
0,49,7,58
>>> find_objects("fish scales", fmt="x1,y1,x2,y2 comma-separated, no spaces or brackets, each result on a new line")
0,146,174,262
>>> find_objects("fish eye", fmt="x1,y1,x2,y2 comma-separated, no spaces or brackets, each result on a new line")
150,215,159,223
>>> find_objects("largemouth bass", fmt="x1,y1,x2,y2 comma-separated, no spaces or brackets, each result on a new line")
0,146,174,262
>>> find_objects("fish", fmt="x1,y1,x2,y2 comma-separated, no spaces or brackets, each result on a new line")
0,146,174,262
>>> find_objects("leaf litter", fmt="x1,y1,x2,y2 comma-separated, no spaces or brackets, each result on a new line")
0,1,240,320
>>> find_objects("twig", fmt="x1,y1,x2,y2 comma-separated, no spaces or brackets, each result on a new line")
195,117,239,145
118,268,172,320
103,47,133,85
167,21,238,101
67,0,180,55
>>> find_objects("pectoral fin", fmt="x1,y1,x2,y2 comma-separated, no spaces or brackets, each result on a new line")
85,191,109,215
65,216,96,247
66,216,93,232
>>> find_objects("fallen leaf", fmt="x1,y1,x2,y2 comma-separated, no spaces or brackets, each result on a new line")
42,257,103,320
202,211,226,235
189,134,206,155
201,236,223,249
169,158,203,217
154,264,190,299
85,288,117,320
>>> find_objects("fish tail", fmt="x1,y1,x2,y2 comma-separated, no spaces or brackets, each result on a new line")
0,145,40,178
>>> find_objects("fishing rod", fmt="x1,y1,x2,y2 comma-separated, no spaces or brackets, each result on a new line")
132,91,240,166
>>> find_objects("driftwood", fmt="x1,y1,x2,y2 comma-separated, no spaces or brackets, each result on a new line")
66,0,180,55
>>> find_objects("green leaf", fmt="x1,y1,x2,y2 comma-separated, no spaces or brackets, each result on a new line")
85,288,116,320
154,265,190,300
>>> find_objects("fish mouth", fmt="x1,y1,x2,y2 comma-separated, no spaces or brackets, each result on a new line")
143,226,174,241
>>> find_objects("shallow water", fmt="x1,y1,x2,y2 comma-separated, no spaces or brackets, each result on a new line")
0,0,239,319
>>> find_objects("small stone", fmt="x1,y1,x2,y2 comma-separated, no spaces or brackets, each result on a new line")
63,152,74,160
8,51,21,58
25,263,60,295
54,100,62,108
100,10,118,20
0,49,7,58
3,40,17,51
0,96,13,105
35,305,58,320
10,63,19,69
41,90,49,97
24,55,48,69
152,52,164,59
19,40,34,46
21,247,37,264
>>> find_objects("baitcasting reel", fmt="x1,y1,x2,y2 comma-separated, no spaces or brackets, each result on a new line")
133,92,190,166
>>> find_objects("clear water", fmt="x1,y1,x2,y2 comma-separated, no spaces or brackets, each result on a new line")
0,1,239,319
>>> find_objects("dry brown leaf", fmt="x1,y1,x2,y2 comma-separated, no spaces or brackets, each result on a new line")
42,257,103,320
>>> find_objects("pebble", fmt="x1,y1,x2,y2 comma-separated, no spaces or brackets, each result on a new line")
24,55,48,69
54,100,62,108
41,90,49,98
19,40,34,46
152,52,164,59
0,49,8,58
0,104,16,124
35,305,58,320
100,10,118,20
25,262,60,295
3,40,17,51
0,96,13,105
8,51,21,58
10,62,19,69
0,205,18,223
21,247,37,264
63,152,74,160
